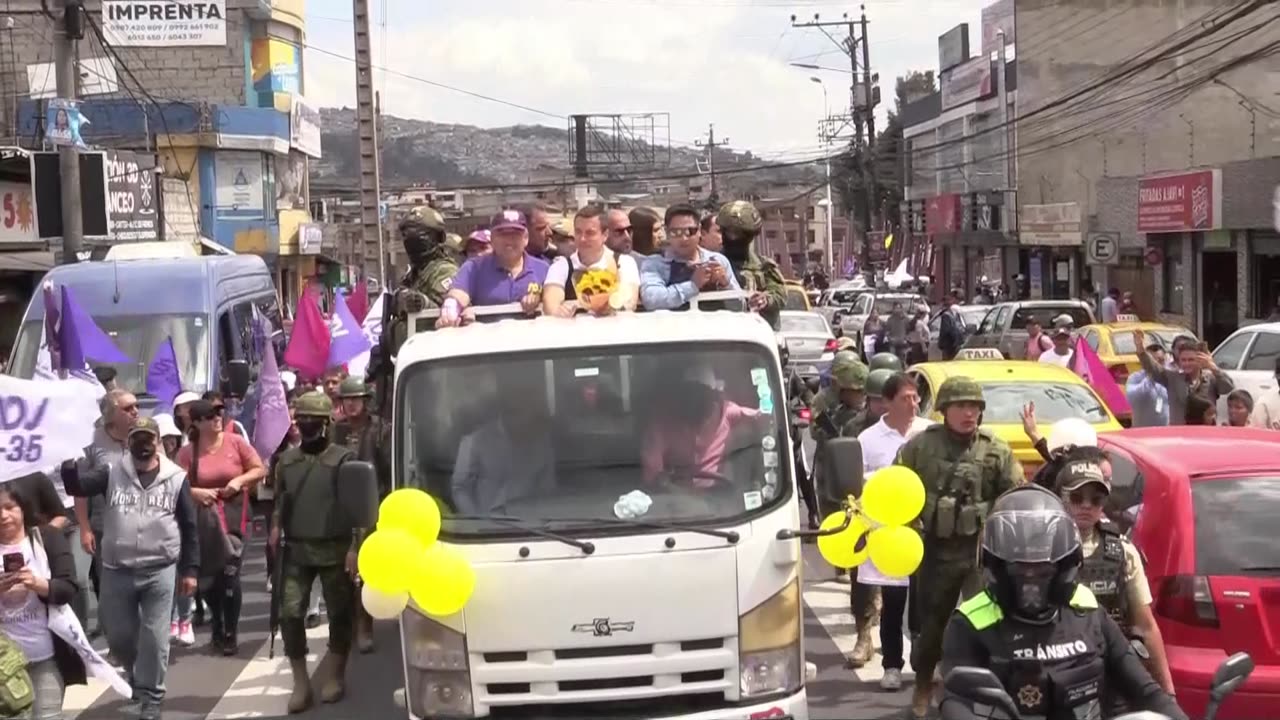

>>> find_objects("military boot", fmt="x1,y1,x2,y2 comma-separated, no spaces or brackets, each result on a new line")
911,677,934,720
847,614,875,668
318,653,349,703
357,612,375,654
287,657,313,714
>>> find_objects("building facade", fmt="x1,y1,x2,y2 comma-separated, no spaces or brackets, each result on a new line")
1015,0,1280,343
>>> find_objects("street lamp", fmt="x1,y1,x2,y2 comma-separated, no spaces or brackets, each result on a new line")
790,62,852,74
808,76,835,277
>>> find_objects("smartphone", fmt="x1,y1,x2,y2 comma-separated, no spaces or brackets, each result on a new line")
2,553,22,573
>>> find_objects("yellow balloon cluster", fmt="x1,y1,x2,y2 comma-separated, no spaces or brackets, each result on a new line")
357,489,477,618
816,465,927,578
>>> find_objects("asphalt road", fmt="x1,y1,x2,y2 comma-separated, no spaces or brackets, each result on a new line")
63,439,918,719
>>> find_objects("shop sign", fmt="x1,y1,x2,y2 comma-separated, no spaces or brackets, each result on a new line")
299,223,321,255
0,180,36,244
1019,202,1082,246
214,151,265,218
941,56,992,110
102,0,227,47
925,194,961,234
1137,169,1221,233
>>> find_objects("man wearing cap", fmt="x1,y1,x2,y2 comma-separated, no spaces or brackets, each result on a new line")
437,209,550,328
1038,320,1075,368
1055,458,1175,702
62,417,199,720
465,229,492,260
173,391,202,438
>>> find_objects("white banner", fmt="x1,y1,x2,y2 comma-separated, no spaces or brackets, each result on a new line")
0,374,101,483
290,97,322,159
102,1,227,48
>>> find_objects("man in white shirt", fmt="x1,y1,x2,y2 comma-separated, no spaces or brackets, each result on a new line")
854,373,933,690
1038,324,1075,368
542,205,640,317
1248,356,1280,430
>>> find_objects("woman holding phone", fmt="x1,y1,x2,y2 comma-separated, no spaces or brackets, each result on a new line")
176,400,266,656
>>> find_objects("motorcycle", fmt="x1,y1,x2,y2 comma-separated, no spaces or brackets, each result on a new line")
940,652,1253,720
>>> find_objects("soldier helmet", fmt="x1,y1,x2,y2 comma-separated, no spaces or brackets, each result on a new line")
865,368,896,399
868,352,905,373
294,391,334,418
935,376,986,410
443,232,465,254
980,484,1083,623
552,216,574,239
399,206,446,240
830,351,869,391
716,200,763,235
338,377,373,399
836,337,857,352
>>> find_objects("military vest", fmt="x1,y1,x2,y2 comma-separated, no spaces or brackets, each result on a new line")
916,427,1005,540
1078,523,1131,636
957,587,1108,720
277,444,355,541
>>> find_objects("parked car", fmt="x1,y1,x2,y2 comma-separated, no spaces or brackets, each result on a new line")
783,280,811,311
1212,322,1280,417
1099,427,1280,720
927,305,992,360
814,281,870,326
962,299,1096,359
907,359,1121,479
777,310,837,380
836,291,930,348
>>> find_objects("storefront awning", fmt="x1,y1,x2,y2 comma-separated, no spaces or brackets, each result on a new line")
0,250,55,272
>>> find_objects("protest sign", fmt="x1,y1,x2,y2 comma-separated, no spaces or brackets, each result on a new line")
0,374,100,483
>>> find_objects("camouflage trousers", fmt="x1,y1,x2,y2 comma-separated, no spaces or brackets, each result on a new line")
280,542,356,659
910,539,983,685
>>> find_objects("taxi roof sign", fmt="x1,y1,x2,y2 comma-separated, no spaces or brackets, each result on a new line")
954,348,1004,361
1115,313,1140,323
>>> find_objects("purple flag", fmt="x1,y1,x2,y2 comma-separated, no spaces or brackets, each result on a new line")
41,283,62,371
253,320,292,460
145,338,182,413
60,285,129,365
327,289,372,368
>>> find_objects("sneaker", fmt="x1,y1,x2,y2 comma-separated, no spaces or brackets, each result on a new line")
881,668,902,691
834,572,852,585
169,622,179,641
305,612,322,629
265,577,273,594
176,621,195,647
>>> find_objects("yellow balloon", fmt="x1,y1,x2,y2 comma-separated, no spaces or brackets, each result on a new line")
861,465,926,527
816,511,871,569
866,525,924,577
358,528,424,595
378,489,442,548
410,545,477,617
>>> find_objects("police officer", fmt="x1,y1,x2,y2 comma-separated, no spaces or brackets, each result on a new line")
1054,459,1175,701
331,377,392,655
939,484,1186,720
868,351,905,374
389,206,459,352
716,200,787,330
271,392,359,714
897,376,1024,719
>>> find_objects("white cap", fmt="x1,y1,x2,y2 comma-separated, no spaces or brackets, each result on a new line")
153,413,181,438
280,371,297,392
173,391,200,408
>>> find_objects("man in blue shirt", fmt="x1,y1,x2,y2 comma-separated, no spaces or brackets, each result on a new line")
438,209,549,327
1126,340,1170,426
639,204,739,310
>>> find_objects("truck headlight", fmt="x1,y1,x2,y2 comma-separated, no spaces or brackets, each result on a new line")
402,606,474,718
738,578,802,698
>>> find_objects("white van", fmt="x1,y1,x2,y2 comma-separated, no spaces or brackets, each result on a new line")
391,303,809,720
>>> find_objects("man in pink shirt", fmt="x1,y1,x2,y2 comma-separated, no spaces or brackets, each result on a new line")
1024,316,1053,360
642,366,764,488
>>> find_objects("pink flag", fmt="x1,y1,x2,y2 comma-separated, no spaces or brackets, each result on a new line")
1072,337,1132,417
283,284,332,379
347,280,370,326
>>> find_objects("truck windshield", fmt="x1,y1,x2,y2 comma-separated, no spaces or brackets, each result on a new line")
397,342,790,537
8,315,212,395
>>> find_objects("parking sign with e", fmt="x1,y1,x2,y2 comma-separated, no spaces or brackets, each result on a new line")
1087,232,1119,265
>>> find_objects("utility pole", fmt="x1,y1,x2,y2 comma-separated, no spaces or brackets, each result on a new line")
860,6,879,255
700,124,730,202
55,0,84,264
351,0,384,286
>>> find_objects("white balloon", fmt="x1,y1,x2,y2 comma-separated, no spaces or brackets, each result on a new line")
1046,418,1097,453
362,584,409,620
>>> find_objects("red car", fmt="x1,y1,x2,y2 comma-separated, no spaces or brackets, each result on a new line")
1099,427,1280,720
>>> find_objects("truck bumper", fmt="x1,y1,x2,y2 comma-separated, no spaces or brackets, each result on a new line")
650,689,809,720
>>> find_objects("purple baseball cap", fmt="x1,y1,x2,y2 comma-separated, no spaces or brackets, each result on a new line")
468,229,491,244
489,209,528,233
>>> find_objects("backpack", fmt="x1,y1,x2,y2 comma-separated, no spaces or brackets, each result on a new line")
0,630,32,716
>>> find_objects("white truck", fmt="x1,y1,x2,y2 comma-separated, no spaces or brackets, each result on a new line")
392,295,814,720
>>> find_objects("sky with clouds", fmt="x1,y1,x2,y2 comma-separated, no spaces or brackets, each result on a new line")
301,0,990,159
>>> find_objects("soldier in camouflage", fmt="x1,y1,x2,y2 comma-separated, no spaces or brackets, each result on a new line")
331,377,392,655
894,376,1023,720
716,200,787,330
271,392,360,714
809,351,868,517
442,232,466,266
388,206,458,352
868,352,905,374
844,367,896,438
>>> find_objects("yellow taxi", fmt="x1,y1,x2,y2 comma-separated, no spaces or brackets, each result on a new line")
783,280,811,311
1077,317,1195,386
905,356,1123,480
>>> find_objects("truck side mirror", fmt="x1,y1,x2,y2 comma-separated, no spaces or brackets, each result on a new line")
226,359,250,397
821,437,865,499
338,460,379,529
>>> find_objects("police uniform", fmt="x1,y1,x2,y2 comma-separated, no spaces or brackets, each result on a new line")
330,377,392,655
939,484,1185,720
896,376,1023,718
273,392,358,713
716,201,787,330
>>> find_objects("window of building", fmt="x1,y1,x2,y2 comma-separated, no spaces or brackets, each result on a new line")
1161,237,1184,313
765,229,778,240
806,206,816,220
1250,232,1280,318
807,229,816,245
785,231,797,244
